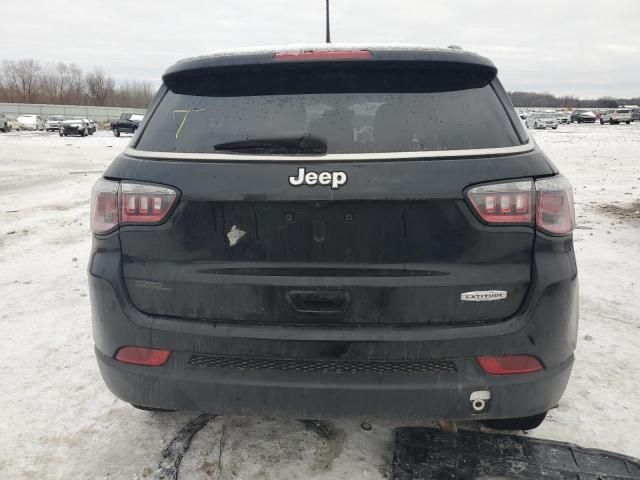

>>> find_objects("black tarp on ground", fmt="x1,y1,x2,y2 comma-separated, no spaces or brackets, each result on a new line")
393,427,640,479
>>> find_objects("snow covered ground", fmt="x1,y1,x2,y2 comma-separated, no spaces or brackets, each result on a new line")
0,125,638,479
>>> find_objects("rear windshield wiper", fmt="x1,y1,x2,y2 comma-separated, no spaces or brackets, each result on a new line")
214,135,327,154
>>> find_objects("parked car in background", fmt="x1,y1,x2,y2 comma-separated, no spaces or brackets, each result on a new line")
570,109,596,123
0,114,12,132
45,116,65,132
5,115,20,131
555,111,570,124
600,109,632,125
112,113,144,137
90,45,578,431
619,105,639,122
59,118,91,137
17,114,45,131
83,118,97,135
525,112,558,129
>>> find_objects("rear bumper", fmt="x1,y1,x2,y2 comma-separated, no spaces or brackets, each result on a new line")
89,233,578,420
96,347,573,421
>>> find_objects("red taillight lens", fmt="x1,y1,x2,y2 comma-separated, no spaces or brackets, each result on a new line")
90,180,177,234
467,180,534,224
535,176,575,236
90,178,119,234
274,50,372,61
115,346,172,366
477,355,544,375
119,182,177,225
466,176,575,235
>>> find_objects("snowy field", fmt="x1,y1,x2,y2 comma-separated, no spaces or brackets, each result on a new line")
0,125,639,479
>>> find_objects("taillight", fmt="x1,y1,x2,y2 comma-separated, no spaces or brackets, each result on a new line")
120,182,177,225
90,179,177,234
466,175,575,235
91,179,119,234
535,176,575,235
477,355,544,375
115,346,172,366
467,180,534,224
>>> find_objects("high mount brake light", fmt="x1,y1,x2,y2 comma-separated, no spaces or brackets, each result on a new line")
274,50,372,61
90,179,177,234
466,176,575,235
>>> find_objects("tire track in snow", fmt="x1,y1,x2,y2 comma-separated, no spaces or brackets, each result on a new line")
155,413,216,480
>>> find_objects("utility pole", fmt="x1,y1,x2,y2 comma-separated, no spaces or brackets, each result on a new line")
325,0,331,43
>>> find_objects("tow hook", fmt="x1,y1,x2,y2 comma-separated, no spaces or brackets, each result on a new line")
470,390,491,413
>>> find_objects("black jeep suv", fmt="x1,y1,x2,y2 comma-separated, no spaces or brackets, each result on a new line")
89,46,578,430
111,112,144,137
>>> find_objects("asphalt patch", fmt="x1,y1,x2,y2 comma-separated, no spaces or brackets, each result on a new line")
393,427,640,479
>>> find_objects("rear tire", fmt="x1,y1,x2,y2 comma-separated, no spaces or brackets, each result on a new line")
626,121,631,124
113,127,120,137
483,411,548,431
131,404,176,412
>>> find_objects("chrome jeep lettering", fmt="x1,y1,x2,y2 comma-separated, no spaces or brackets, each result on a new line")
289,167,348,190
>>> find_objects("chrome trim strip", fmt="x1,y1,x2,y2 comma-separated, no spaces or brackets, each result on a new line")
124,143,534,162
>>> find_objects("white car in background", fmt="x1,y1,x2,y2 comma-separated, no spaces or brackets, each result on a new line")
17,114,45,131
45,116,65,132
619,105,639,121
600,108,632,125
556,111,571,124
525,112,558,129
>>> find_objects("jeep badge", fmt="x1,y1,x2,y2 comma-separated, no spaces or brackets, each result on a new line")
289,167,347,190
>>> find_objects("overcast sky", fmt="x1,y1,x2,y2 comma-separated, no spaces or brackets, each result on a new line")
4,0,639,98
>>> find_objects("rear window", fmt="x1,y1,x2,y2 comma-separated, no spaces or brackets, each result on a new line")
616,109,630,113
136,66,523,155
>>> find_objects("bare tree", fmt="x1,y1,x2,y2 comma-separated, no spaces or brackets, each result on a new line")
85,67,115,106
65,63,84,104
112,80,154,108
1,59,41,102
509,91,640,108
40,63,68,103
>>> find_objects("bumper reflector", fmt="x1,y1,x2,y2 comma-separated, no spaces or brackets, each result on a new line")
115,346,172,366
477,355,544,375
